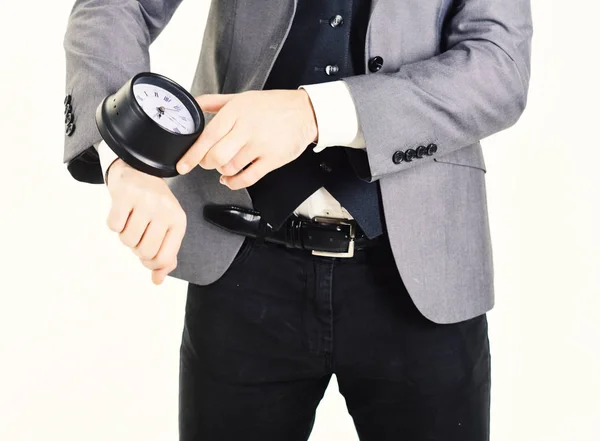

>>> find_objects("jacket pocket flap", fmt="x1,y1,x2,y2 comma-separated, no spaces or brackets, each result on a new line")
433,143,486,172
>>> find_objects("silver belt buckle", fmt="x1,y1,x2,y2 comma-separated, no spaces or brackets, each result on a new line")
310,216,356,258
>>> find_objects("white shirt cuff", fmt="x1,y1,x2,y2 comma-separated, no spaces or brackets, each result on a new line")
96,140,120,185
299,81,366,153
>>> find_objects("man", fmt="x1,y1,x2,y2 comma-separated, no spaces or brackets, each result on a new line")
62,0,532,439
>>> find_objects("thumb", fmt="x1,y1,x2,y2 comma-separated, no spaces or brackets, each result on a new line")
152,268,167,285
195,93,236,113
151,261,177,285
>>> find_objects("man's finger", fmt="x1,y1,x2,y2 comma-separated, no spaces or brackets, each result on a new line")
153,225,186,270
195,94,236,113
140,225,185,271
106,200,132,233
152,260,177,285
221,158,271,190
218,144,257,176
132,220,168,260
177,109,235,175
119,208,150,249
200,128,247,170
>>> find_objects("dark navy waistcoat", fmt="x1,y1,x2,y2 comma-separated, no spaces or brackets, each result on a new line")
247,0,384,238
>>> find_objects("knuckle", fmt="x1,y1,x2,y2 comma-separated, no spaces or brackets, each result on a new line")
176,211,187,227
123,241,137,251
161,194,176,208
219,164,233,176
119,228,140,248
140,259,154,270
140,191,156,206
119,234,135,248
106,217,119,232
229,158,244,174
154,254,174,269
212,151,230,167
136,247,155,261
240,172,255,187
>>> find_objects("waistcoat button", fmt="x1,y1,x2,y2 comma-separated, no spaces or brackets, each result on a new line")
320,162,333,172
329,15,344,28
325,65,340,76
368,56,384,73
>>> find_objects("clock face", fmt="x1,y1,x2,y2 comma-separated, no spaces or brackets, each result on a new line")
132,83,196,135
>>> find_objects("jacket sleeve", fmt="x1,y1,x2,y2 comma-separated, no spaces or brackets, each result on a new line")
342,0,533,182
63,0,184,184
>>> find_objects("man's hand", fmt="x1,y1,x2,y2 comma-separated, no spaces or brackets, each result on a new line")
105,160,187,285
176,89,318,190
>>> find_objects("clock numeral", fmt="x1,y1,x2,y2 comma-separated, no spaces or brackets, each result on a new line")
173,105,182,111
154,91,159,98
163,96,172,103
136,94,144,102
144,91,148,97
173,127,181,134
180,116,187,121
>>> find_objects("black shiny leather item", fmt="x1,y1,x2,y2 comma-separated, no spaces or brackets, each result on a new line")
203,205,381,254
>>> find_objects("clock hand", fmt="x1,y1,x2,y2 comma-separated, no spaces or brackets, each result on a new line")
163,111,187,130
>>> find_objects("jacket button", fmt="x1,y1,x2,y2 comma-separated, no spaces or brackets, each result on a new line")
319,162,332,172
404,149,416,162
64,103,72,115
65,123,76,136
426,143,438,155
392,150,405,164
368,56,384,73
329,15,344,28
325,64,339,76
65,112,74,124
415,145,427,158
64,94,72,106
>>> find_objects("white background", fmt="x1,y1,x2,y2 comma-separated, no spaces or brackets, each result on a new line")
1,1,598,440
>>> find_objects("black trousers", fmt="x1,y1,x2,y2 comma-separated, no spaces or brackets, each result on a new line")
179,234,491,440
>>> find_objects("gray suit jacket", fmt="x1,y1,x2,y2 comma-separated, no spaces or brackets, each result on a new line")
63,0,532,324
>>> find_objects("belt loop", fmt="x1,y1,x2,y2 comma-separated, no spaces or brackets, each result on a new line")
287,216,303,249
255,217,268,246
293,217,304,249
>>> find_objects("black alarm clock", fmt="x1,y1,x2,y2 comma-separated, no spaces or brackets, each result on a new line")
95,72,205,177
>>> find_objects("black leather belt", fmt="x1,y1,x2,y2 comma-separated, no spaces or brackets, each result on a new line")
203,204,382,258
